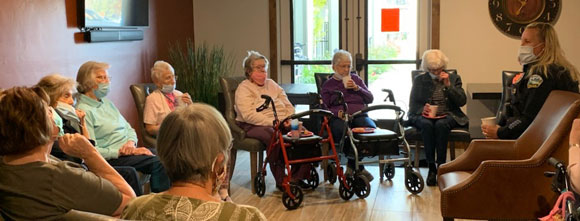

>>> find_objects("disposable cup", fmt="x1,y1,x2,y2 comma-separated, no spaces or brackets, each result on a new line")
342,75,352,88
428,105,438,118
481,116,497,126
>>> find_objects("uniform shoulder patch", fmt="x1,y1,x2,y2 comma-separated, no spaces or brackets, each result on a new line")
527,74,544,88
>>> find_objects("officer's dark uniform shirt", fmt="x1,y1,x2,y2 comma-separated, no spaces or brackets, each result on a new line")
497,63,579,139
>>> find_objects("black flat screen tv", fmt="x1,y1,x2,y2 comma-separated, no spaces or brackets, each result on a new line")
78,0,149,29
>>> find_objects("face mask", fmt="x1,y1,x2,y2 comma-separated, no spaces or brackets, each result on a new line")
161,84,175,94
211,154,227,194
333,73,344,80
429,72,439,79
518,43,543,65
251,71,267,86
55,101,80,123
93,83,110,99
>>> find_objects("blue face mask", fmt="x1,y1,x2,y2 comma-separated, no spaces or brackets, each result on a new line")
94,83,110,99
55,101,80,123
161,84,175,94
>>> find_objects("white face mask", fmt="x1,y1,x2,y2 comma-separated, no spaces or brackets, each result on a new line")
518,43,543,65
161,84,175,94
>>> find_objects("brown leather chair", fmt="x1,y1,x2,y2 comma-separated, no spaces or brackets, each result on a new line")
219,76,265,194
129,83,158,149
437,90,580,220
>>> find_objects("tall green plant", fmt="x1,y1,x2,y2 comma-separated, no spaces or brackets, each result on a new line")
168,40,233,107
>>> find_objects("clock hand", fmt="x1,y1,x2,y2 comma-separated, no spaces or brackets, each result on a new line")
516,0,528,16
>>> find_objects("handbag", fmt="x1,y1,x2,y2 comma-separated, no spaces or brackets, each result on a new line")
539,191,576,221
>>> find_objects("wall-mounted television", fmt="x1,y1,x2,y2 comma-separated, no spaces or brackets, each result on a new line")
78,0,149,29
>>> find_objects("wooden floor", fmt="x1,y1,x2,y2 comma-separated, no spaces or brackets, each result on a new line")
228,148,474,221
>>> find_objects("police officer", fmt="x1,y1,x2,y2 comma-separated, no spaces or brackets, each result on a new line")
482,22,579,139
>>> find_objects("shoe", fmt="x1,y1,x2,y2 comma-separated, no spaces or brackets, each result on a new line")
276,184,284,192
292,180,311,189
426,164,437,186
345,167,354,177
360,168,374,182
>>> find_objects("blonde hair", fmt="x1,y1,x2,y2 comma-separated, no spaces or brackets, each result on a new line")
76,61,110,93
156,103,232,183
35,74,76,107
526,22,579,81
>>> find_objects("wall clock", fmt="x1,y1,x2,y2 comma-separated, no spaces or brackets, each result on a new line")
489,0,561,38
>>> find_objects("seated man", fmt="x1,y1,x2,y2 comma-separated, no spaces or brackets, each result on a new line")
407,49,467,186
75,61,170,193
235,50,311,189
321,50,375,181
0,86,135,219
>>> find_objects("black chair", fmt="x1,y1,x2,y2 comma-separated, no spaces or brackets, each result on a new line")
219,76,265,194
129,83,158,149
314,73,333,94
496,70,521,124
405,69,471,168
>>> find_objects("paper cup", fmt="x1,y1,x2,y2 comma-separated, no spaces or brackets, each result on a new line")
342,75,352,88
428,105,438,118
481,117,497,126
176,94,186,107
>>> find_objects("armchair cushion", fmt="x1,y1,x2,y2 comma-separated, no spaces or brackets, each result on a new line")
129,83,157,149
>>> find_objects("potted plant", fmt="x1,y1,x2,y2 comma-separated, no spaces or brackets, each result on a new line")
168,39,233,108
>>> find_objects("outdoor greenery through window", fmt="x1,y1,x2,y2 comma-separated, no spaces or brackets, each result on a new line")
292,0,339,84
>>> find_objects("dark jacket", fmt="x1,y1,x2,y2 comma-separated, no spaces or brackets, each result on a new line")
497,63,579,139
407,72,468,126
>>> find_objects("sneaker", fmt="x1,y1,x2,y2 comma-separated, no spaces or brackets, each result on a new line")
360,168,374,182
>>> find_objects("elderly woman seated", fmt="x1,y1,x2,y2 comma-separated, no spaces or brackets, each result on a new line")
407,49,467,186
0,86,135,219
235,50,311,189
75,61,170,193
143,60,192,136
321,50,375,181
121,103,266,220
36,73,144,195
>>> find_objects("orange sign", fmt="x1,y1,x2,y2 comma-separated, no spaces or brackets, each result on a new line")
381,8,400,32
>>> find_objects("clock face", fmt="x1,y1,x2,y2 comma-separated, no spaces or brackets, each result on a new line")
489,0,561,38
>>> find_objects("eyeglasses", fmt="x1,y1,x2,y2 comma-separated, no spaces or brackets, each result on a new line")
252,65,267,71
164,75,178,81
427,68,444,73
96,75,112,81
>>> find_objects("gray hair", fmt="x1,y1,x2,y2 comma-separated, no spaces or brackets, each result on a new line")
76,61,110,93
242,50,269,79
35,73,76,107
156,103,233,183
332,50,352,66
151,60,175,82
420,49,449,71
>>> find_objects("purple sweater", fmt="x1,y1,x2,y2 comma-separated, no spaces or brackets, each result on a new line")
321,73,374,116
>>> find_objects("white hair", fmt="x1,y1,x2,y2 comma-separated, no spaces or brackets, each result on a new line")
76,61,110,93
420,49,449,71
332,50,352,66
242,51,269,79
151,60,175,82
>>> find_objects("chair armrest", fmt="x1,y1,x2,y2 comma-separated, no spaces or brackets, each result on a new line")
438,139,517,175
228,120,246,141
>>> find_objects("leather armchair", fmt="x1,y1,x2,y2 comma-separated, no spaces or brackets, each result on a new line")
219,76,265,194
438,90,580,220
129,83,157,149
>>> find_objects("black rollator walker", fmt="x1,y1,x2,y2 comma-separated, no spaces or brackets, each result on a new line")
253,95,351,210
333,89,425,196
543,157,579,220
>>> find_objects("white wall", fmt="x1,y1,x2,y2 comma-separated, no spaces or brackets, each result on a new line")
193,0,270,77
440,0,580,84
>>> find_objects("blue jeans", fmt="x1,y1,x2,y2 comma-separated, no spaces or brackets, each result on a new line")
330,114,377,170
413,115,458,165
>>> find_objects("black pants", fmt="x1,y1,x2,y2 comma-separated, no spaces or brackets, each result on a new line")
107,148,170,193
413,115,458,165
329,114,377,170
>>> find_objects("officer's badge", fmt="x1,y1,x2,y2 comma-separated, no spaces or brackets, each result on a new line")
527,74,543,88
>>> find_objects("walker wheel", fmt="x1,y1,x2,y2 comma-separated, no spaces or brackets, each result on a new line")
404,170,424,194
254,173,266,197
338,177,354,200
384,163,395,180
353,174,371,199
308,167,319,189
282,185,303,210
327,163,337,184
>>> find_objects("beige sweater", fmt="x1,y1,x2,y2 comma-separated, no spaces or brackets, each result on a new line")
234,79,295,126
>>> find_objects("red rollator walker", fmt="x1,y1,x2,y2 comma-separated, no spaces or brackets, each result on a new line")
253,94,352,210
